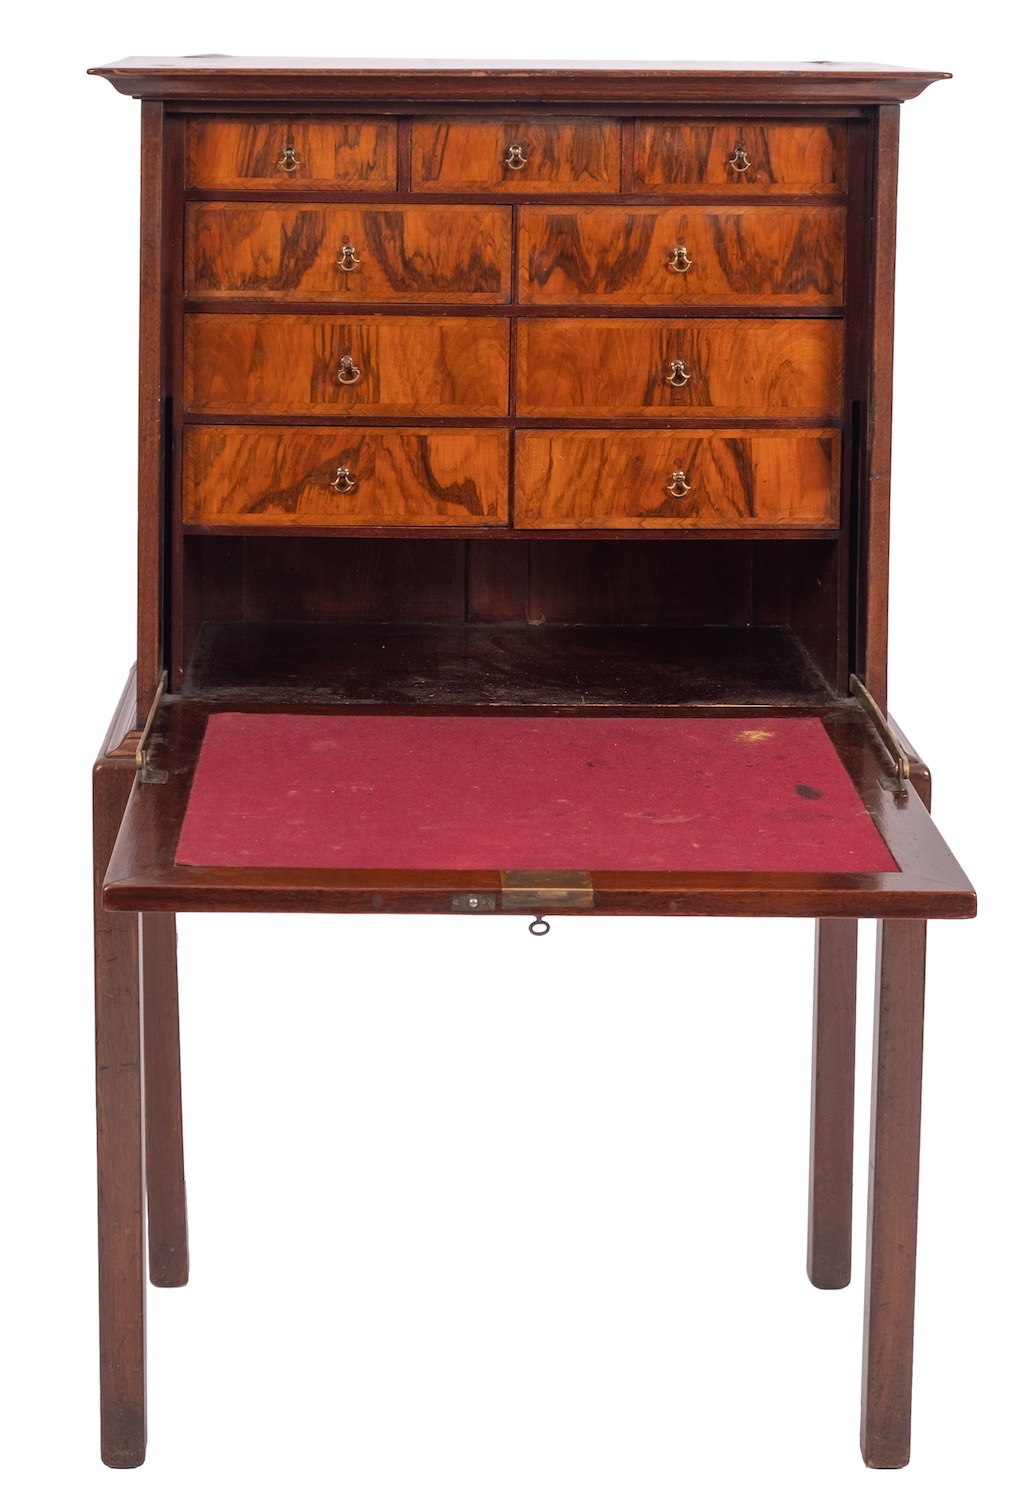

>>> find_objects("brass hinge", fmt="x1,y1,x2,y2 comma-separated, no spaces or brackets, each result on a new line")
849,674,910,791
136,671,169,784
500,870,594,911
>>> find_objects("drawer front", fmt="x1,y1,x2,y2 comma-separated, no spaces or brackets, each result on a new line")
185,315,510,417
183,427,509,528
515,430,840,529
185,118,397,190
411,118,620,193
186,204,513,302
519,206,845,305
517,318,843,419
634,122,846,195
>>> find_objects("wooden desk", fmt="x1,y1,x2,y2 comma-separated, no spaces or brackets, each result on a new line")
89,57,974,1470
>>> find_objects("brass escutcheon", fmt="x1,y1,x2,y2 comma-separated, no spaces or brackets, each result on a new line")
329,465,358,493
667,244,693,274
728,145,752,172
504,143,529,170
278,143,300,172
666,360,691,387
336,242,361,272
337,355,362,385
667,469,692,499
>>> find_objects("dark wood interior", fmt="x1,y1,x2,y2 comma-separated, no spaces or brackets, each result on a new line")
179,535,845,700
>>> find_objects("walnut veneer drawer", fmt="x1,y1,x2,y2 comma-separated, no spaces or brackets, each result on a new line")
633,122,846,195
514,430,840,529
185,118,397,190
411,118,620,192
186,204,512,302
183,427,509,528
185,314,510,417
519,206,844,305
517,318,843,419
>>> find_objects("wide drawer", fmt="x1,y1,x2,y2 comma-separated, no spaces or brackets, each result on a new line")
517,318,843,418
185,118,397,190
185,314,510,417
633,122,846,194
411,117,620,192
514,429,841,529
186,203,513,302
183,427,509,528
519,206,845,305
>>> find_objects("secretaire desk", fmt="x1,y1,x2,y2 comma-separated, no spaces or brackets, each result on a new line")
88,58,975,1470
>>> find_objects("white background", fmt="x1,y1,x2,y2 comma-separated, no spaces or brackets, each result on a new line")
2,3,1019,1496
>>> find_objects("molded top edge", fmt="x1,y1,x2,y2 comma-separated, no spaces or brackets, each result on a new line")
88,57,950,104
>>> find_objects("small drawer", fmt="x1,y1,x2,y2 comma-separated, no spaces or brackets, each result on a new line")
634,122,846,195
517,318,843,419
411,118,620,193
519,206,844,306
185,118,397,190
185,314,510,417
186,204,512,303
514,429,841,530
183,427,509,529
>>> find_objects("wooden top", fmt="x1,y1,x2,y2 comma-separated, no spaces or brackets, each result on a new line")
89,57,949,105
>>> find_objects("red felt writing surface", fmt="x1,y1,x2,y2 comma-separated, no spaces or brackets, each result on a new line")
174,714,898,873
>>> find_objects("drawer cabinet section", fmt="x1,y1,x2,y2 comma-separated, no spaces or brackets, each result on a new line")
519,206,844,305
633,122,846,194
186,204,513,303
185,315,510,417
411,118,620,192
517,318,843,419
186,118,397,191
183,427,509,528
515,430,841,529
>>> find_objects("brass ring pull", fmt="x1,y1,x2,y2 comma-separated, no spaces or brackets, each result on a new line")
337,355,362,385
504,143,529,170
529,917,550,936
336,243,361,272
666,360,691,388
727,145,752,172
667,244,693,275
278,144,300,173
329,465,357,494
667,469,692,499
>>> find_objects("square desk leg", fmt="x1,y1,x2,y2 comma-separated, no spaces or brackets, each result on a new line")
808,918,859,1289
861,917,927,1468
93,750,190,1467
93,756,147,1467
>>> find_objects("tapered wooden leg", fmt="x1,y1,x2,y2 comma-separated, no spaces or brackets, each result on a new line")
94,758,147,1468
807,918,858,1289
143,913,189,1288
861,919,927,1469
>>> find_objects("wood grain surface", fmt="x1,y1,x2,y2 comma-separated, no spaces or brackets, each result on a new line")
412,116,620,192
515,428,841,528
185,117,396,189
517,317,843,417
186,203,513,301
185,314,510,416
634,121,846,194
183,426,509,527
519,205,845,305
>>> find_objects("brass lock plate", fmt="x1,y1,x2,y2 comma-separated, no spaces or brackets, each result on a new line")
500,871,594,910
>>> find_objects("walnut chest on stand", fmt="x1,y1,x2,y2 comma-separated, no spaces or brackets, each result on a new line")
88,57,974,1470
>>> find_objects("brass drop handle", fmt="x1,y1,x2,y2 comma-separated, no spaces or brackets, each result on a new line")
727,145,752,173
329,465,358,494
504,143,529,170
667,469,692,499
667,244,693,275
278,143,300,172
336,243,361,272
337,355,362,385
666,360,691,388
